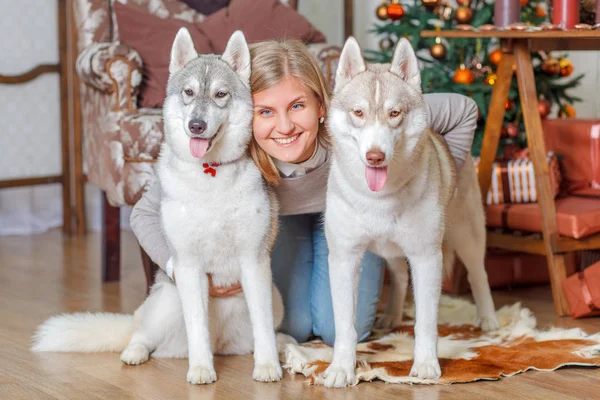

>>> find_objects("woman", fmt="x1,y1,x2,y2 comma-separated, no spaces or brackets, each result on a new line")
131,39,478,346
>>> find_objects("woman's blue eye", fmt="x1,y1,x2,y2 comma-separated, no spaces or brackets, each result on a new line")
292,103,304,110
259,109,272,116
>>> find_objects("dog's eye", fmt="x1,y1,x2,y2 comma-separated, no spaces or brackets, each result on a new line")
184,89,194,96
390,110,402,118
216,90,228,98
353,109,364,118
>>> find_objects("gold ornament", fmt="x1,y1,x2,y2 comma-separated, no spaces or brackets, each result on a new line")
457,0,471,5
376,3,388,20
455,6,474,24
541,57,561,76
387,1,405,20
379,38,394,51
453,65,475,84
489,49,503,66
430,38,447,60
484,72,498,85
422,0,441,10
559,58,573,77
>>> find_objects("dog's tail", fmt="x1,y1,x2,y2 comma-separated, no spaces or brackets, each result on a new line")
31,312,134,352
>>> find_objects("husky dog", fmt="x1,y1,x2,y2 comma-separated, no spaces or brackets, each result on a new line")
321,37,499,388
32,29,287,385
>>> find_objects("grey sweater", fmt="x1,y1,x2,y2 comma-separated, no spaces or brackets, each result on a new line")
130,93,478,271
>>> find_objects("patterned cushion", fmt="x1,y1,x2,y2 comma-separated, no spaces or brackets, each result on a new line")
111,0,207,42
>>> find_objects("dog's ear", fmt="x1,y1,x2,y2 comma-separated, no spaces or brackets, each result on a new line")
221,30,251,89
334,36,366,94
169,28,198,75
389,38,421,91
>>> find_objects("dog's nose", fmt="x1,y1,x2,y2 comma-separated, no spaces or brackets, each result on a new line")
366,149,385,166
188,119,207,135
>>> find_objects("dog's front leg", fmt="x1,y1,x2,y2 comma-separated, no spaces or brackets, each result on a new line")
406,249,443,380
240,254,282,382
322,246,363,388
174,259,216,385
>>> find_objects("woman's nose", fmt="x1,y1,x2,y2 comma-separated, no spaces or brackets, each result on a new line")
275,113,295,135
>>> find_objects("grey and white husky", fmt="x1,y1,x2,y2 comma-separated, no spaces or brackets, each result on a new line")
321,37,499,387
32,29,289,385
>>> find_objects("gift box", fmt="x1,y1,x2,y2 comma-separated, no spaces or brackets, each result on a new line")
562,261,600,318
474,151,561,205
542,119,600,198
486,196,600,239
442,250,578,293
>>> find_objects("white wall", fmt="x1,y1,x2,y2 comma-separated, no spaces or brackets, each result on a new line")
0,0,61,180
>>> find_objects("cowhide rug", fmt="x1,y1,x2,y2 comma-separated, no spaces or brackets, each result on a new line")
283,295,600,386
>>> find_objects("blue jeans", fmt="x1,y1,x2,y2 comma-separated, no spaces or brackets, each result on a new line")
271,213,385,346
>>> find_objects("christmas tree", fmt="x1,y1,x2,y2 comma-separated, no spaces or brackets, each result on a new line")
367,0,584,158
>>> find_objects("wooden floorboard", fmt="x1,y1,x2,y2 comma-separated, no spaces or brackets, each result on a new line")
1,229,600,399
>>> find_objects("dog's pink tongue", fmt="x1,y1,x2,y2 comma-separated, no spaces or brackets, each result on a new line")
365,166,388,192
189,138,209,158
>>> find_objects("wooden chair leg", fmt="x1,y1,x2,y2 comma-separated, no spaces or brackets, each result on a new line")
513,41,570,316
140,246,159,294
70,6,86,236
101,191,120,282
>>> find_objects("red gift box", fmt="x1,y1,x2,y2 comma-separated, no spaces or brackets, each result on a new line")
542,119,600,198
562,261,600,318
443,250,578,292
474,151,561,205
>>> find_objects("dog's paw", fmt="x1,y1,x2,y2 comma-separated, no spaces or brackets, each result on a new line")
253,362,282,382
374,314,402,331
409,358,441,380
477,315,500,332
120,343,150,365
187,365,217,385
322,363,356,388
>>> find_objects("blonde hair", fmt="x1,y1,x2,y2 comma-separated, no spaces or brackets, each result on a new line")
248,40,331,186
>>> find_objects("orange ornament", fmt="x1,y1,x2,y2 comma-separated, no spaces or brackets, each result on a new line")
489,49,503,66
453,65,475,84
559,58,573,77
559,105,576,118
387,2,405,20
520,0,528,6
505,99,515,111
535,5,546,17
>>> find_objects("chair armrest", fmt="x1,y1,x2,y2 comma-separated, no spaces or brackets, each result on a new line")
306,43,341,92
76,42,143,112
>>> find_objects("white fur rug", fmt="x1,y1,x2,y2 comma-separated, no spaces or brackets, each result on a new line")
283,295,600,385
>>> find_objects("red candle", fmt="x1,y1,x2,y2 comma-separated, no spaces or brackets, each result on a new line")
552,0,580,29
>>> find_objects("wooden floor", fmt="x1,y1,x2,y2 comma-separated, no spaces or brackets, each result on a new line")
2,230,600,400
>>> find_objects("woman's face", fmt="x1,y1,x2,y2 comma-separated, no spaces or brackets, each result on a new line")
252,75,323,164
